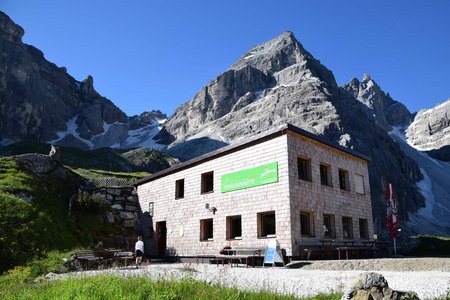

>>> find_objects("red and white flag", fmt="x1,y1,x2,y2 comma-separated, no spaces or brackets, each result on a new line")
386,183,399,239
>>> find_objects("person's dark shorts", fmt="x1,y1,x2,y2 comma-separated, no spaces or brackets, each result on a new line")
135,250,143,257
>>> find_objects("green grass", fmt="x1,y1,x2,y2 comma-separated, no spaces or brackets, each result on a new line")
0,250,74,290
0,157,53,270
0,274,343,300
0,157,118,272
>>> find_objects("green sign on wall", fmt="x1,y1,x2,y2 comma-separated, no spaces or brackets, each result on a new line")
221,162,278,193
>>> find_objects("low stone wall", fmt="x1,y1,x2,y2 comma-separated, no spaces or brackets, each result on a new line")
96,187,142,251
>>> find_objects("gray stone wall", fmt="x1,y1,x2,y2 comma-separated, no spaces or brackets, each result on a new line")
97,187,141,250
287,132,374,255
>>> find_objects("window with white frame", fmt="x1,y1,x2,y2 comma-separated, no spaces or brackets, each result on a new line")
355,174,365,194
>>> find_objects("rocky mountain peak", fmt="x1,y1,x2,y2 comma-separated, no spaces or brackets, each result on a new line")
80,75,98,97
136,110,167,123
229,31,323,77
406,99,450,151
362,73,371,82
343,74,411,130
230,31,300,71
0,11,24,41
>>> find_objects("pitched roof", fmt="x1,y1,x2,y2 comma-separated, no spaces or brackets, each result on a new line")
133,123,371,186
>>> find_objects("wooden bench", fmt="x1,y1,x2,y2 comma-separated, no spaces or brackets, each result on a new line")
336,241,373,260
74,250,102,270
194,254,216,264
297,241,328,260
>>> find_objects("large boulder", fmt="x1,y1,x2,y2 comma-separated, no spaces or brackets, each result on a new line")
342,272,419,300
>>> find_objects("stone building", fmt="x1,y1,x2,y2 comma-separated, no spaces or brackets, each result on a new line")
134,124,373,257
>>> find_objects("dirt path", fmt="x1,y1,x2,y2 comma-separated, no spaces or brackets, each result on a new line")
288,257,450,271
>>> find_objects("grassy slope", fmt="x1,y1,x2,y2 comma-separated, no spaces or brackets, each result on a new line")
0,157,114,272
0,142,175,272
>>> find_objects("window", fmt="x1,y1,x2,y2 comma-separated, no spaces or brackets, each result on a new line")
257,211,275,238
175,179,184,199
200,219,213,241
323,214,335,238
339,169,350,191
226,215,242,240
201,171,214,194
297,157,312,181
342,217,353,239
359,218,369,240
355,174,365,194
319,163,332,186
300,211,314,237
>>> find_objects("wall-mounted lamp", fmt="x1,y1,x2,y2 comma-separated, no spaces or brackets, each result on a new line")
205,203,217,215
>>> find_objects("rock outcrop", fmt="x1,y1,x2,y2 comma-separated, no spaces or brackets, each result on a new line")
342,74,412,131
14,153,81,184
406,99,450,151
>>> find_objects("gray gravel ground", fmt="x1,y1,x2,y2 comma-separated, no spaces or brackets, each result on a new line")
55,258,450,299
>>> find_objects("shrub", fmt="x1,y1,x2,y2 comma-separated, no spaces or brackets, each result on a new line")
408,235,450,257
27,250,73,278
72,190,108,213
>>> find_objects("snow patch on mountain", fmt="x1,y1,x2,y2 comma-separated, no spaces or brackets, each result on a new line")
416,168,435,219
123,118,166,150
49,116,95,149
47,115,167,150
389,127,450,235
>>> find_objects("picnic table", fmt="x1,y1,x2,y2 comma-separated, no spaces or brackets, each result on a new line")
298,239,378,260
195,247,264,267
74,249,135,270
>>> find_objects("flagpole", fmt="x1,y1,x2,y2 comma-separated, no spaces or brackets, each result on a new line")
393,237,397,256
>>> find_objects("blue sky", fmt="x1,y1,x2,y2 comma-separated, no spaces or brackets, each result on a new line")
2,0,450,116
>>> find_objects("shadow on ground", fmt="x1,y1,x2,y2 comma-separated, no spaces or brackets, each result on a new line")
285,261,312,269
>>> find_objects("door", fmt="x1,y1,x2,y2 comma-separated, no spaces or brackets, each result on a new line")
156,221,167,257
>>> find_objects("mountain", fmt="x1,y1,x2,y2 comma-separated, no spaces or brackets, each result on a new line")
342,74,412,130
0,11,166,150
345,76,450,235
155,32,342,157
154,31,434,236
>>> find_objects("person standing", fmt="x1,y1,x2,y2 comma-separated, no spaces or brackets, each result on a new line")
135,236,144,268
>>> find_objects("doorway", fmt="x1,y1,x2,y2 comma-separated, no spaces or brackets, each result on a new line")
156,221,167,257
